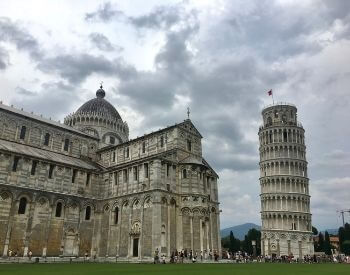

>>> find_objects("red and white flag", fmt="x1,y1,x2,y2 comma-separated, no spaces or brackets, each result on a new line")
267,89,272,96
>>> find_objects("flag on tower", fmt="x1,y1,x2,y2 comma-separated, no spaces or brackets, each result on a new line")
268,89,272,96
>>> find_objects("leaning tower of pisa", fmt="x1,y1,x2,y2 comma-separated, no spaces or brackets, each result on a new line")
259,103,314,259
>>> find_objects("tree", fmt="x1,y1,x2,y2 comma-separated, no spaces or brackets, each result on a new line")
312,226,318,235
242,235,250,254
228,231,241,253
339,226,345,252
342,240,350,255
339,223,350,254
229,231,235,253
221,235,230,249
344,223,350,242
316,232,324,252
324,231,332,255
241,228,261,255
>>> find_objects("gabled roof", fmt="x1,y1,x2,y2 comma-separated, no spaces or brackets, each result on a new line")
178,119,203,138
97,119,202,153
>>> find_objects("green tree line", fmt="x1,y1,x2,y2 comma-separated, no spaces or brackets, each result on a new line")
222,223,350,256
221,228,261,255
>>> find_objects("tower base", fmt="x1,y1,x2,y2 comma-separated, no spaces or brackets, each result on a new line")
261,230,314,259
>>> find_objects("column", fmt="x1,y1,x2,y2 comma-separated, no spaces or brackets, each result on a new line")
42,202,55,257
280,198,282,210
177,210,183,251
23,195,37,257
287,240,291,255
167,204,171,256
216,212,222,256
206,220,210,251
106,209,112,256
288,163,291,175
128,206,132,257
151,197,161,255
261,239,265,255
190,215,194,252
199,218,203,253
116,206,123,257
2,197,17,257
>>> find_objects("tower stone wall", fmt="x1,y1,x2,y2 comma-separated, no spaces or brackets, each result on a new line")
259,103,314,258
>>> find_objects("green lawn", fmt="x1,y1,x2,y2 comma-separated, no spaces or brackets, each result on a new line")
0,263,348,275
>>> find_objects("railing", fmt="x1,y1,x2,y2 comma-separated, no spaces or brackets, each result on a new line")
262,102,296,110
259,121,303,130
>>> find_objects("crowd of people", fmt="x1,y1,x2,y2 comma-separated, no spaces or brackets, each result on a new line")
154,248,220,264
221,251,350,264
5,247,350,264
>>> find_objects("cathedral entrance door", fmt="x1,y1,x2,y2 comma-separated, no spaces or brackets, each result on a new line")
64,236,75,256
133,238,139,257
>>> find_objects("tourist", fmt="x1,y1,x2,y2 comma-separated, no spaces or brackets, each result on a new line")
28,250,32,260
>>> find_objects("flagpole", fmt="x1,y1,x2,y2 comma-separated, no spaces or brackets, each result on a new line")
272,92,275,105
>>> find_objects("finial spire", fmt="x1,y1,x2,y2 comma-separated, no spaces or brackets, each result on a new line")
96,82,106,98
187,107,190,119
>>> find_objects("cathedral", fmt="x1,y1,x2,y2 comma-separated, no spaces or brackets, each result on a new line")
0,86,221,258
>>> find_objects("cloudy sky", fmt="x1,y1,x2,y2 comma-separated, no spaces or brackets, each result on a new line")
1,0,350,230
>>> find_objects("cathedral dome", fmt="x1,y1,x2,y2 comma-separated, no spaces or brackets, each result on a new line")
76,85,121,121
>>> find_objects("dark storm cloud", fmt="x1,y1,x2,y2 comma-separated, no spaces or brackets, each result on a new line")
85,2,196,32
11,82,81,120
89,32,116,52
155,27,198,75
37,54,137,84
203,0,331,61
129,5,184,30
85,2,125,22
0,46,9,70
319,0,350,22
15,87,36,96
115,22,265,172
0,17,42,60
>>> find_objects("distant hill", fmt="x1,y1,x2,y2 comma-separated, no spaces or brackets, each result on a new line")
221,223,261,240
321,229,338,235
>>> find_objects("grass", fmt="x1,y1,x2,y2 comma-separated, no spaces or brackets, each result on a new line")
0,263,348,275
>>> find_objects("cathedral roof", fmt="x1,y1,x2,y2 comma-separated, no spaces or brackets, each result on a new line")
0,102,98,140
76,85,122,121
0,139,99,170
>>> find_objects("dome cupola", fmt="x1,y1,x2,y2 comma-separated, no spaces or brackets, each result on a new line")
64,84,129,148
75,85,121,121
